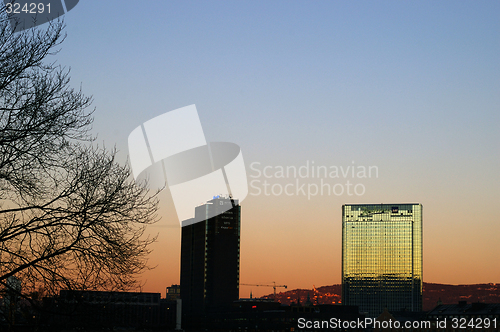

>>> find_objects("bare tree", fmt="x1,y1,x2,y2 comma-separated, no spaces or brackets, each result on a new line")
0,12,158,302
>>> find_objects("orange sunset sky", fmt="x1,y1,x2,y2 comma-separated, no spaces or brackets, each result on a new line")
48,1,499,298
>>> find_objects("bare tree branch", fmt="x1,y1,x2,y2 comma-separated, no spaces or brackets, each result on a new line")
0,11,159,303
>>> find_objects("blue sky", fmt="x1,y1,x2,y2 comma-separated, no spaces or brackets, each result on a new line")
48,1,500,295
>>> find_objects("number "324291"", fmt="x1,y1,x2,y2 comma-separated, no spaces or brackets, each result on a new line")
6,2,51,14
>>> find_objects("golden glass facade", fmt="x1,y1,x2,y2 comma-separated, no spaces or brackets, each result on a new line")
342,204,423,317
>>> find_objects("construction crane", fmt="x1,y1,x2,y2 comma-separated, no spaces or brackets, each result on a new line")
240,282,287,300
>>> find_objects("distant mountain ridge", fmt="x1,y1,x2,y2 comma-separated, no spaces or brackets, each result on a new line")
261,283,500,311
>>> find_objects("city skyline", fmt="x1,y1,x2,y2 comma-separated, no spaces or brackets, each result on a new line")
38,1,500,297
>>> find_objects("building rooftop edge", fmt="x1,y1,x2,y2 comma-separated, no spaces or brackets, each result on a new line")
343,203,422,206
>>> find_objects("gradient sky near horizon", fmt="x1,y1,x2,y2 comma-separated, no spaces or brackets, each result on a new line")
47,1,499,298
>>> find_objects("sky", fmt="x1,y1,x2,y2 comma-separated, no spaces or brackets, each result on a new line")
43,1,500,298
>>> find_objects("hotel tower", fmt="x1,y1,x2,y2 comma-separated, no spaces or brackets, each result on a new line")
342,203,423,317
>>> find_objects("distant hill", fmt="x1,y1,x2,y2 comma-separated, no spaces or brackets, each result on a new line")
261,283,500,311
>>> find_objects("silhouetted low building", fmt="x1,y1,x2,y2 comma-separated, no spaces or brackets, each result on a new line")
166,284,181,300
40,290,179,330
373,308,428,331
426,301,500,332
185,301,365,331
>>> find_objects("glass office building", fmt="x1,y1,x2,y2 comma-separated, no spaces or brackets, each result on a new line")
342,204,422,317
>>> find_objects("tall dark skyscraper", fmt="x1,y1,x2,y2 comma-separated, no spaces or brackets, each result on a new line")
180,196,241,315
342,203,423,317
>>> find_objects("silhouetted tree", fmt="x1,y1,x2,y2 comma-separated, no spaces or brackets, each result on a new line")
0,11,158,305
